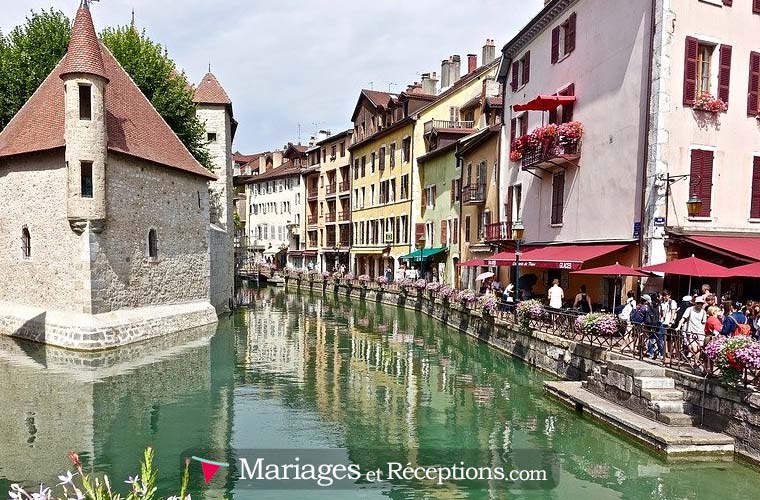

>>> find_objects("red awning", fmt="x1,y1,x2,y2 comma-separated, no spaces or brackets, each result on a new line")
570,263,648,277
684,235,760,262
458,259,487,267
487,244,628,270
725,262,760,278
513,95,576,112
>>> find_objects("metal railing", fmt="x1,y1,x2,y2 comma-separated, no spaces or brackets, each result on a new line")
339,210,351,221
339,180,351,192
522,137,581,169
307,215,318,225
462,183,486,204
326,183,337,195
423,119,475,134
325,212,337,223
484,222,512,242
307,188,318,199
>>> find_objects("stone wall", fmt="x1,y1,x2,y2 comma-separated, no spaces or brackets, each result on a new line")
0,150,86,312
209,223,233,312
94,152,211,312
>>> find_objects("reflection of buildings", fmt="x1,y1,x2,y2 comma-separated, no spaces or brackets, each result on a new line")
0,324,235,498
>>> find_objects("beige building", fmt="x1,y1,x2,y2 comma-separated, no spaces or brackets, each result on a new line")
0,3,219,348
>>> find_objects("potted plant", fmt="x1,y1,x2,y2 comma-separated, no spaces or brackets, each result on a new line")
705,336,760,385
516,299,545,330
375,275,389,289
425,281,441,298
438,284,453,304
693,93,728,114
358,274,370,288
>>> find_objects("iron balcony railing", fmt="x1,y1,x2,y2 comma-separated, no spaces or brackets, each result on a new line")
484,221,513,242
307,215,318,225
339,180,350,192
423,119,475,134
339,210,350,221
522,137,581,169
307,188,318,199
326,183,337,195
462,183,486,204
325,212,337,223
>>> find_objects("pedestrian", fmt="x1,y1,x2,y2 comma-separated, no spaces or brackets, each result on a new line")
573,285,592,313
674,294,693,327
704,305,723,336
720,302,751,337
651,290,677,360
677,296,708,367
548,279,564,310
618,290,637,322
385,266,393,282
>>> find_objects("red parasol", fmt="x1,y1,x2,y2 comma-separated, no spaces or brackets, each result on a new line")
571,263,649,277
639,255,728,278
724,261,760,278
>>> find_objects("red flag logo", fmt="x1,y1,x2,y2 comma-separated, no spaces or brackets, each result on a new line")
191,456,229,484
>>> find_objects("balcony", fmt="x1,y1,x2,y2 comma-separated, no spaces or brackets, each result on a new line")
462,183,486,204
325,212,337,223
339,180,350,193
423,119,475,134
521,137,581,171
307,187,318,200
326,183,337,196
307,215,318,226
484,222,513,242
339,210,350,222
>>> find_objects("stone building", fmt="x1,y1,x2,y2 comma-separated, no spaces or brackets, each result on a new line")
0,3,218,349
194,72,237,312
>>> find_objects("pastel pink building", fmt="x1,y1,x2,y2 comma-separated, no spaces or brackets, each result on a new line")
494,0,760,305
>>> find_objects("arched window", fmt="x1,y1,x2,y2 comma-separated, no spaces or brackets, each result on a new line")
21,226,31,259
148,229,158,259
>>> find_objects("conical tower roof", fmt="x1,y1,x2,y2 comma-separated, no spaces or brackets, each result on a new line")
60,1,108,81
193,72,232,105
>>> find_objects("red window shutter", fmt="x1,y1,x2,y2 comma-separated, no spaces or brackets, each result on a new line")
560,83,575,122
722,0,732,6
415,223,425,243
690,149,713,217
718,44,732,106
510,118,518,146
754,0,760,14
551,173,565,224
551,27,560,63
565,13,577,54
510,61,519,92
441,221,447,245
522,51,531,85
751,157,760,219
683,36,699,106
748,52,760,116
507,186,514,223
451,180,455,204
520,115,528,136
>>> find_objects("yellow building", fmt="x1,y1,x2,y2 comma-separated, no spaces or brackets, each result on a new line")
412,49,501,284
348,89,435,277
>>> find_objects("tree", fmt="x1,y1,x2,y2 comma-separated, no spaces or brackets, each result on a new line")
101,26,212,170
0,11,212,171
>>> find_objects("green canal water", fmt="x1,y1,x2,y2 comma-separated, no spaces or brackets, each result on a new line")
1,289,760,499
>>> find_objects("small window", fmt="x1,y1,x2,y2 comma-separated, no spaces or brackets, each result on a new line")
148,229,158,259
207,132,217,143
21,226,31,260
79,85,92,120
696,43,715,97
81,161,93,198
551,172,565,225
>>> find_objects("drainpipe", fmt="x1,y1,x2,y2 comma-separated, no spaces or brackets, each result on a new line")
638,0,659,281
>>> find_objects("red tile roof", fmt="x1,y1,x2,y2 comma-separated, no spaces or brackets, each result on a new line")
60,4,107,81
245,160,301,183
0,43,215,180
193,72,232,105
233,152,262,164
362,89,396,109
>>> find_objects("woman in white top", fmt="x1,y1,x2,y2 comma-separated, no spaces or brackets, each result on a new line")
677,297,707,364
548,279,564,309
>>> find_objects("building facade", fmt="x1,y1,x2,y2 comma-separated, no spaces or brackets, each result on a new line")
0,3,218,348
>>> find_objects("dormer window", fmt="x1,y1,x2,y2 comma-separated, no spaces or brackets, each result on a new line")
79,84,92,120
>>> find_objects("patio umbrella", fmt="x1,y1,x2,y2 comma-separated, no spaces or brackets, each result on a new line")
475,271,495,282
639,255,729,294
571,262,648,312
724,261,760,278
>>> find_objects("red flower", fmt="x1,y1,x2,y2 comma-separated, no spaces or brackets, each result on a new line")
68,451,81,468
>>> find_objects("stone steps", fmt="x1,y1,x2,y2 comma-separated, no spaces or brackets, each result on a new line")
635,376,675,389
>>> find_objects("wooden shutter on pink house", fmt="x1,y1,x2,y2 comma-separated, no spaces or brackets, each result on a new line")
748,52,760,116
510,118,517,146
565,13,577,53
511,61,519,91
683,37,699,106
551,27,560,63
718,45,732,105
751,157,760,219
754,0,760,14
690,149,713,218
722,0,732,6
522,51,531,85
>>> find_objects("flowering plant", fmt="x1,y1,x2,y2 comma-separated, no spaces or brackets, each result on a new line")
309,270,322,279
322,271,331,279
705,336,755,384
509,149,523,162
375,276,389,285
449,289,461,303
343,272,355,283
399,278,414,290
478,294,498,314
693,93,728,113
735,342,760,371
533,122,558,142
576,313,623,336
358,274,370,284
414,279,427,290
438,285,454,299
426,282,441,292
458,289,478,305
517,299,546,328
557,120,584,140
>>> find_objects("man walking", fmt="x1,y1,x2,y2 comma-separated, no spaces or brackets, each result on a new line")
650,290,677,360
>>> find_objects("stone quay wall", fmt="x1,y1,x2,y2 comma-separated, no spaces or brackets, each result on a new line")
285,277,760,463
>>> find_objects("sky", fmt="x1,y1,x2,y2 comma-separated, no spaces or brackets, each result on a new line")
2,0,543,153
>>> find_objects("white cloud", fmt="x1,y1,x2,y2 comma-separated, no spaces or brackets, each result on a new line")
2,0,543,152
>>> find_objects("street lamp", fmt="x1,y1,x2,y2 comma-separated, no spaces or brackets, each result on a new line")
511,220,525,302
685,194,703,218
661,173,703,223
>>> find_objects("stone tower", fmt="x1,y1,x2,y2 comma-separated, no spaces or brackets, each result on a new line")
60,1,109,234
194,72,236,312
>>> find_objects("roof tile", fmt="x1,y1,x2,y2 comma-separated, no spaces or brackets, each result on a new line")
60,4,107,80
193,72,232,105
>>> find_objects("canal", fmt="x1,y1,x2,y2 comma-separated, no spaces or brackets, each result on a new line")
1,288,759,499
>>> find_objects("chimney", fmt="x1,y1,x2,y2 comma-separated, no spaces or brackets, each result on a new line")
450,55,461,85
441,59,451,88
467,54,477,73
482,39,496,65
421,72,438,95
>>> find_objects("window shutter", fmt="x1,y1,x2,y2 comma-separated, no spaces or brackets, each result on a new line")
751,157,760,219
441,221,447,245
690,149,713,218
507,186,514,223
551,173,565,224
722,0,732,6
415,223,425,243
718,44,732,106
453,219,459,244
565,13,577,54
451,180,455,204
548,108,557,124
422,187,427,208
520,115,528,136
511,61,519,92
432,185,437,207
522,51,531,85
754,0,760,14
551,26,560,63
683,36,699,106
748,52,760,116
510,118,517,145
